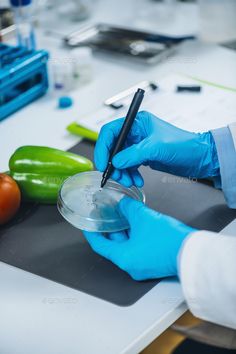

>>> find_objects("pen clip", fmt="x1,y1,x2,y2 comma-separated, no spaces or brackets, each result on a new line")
104,81,157,110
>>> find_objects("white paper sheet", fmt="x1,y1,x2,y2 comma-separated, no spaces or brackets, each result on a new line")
76,74,236,134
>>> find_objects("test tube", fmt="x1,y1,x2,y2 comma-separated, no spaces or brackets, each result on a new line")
10,0,36,50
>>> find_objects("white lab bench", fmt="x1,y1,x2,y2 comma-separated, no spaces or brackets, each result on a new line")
1,1,236,353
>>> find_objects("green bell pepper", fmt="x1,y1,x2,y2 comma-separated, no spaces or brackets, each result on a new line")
9,146,93,204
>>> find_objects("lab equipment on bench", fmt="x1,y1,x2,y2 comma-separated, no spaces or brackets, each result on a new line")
0,43,49,121
64,24,195,65
51,48,93,98
70,47,93,85
10,0,36,50
58,96,73,109
58,171,145,232
52,60,74,96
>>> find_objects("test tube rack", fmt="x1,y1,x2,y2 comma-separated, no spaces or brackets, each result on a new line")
0,44,49,121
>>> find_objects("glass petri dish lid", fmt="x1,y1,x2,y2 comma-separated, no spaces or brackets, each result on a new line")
58,171,145,232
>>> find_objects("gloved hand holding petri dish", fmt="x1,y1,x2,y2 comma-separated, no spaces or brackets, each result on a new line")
58,171,145,232
58,89,145,232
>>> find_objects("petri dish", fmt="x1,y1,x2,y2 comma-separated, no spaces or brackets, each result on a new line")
58,171,145,232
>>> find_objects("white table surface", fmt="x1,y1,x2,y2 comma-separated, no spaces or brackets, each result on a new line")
1,1,236,353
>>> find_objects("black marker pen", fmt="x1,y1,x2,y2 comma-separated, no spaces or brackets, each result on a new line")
101,88,145,188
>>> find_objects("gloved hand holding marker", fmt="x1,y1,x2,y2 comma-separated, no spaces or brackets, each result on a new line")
95,111,220,188
85,100,220,279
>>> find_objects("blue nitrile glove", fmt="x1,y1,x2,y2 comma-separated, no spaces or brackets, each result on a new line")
95,111,220,187
83,197,197,280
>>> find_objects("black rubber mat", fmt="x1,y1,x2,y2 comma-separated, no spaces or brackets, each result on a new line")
0,140,236,306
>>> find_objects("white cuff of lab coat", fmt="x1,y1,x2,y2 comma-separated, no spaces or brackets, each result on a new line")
179,230,236,329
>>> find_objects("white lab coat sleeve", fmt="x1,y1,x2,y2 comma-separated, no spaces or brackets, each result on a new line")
179,230,236,329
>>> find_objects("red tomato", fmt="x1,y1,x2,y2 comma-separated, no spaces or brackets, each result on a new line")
0,173,21,225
